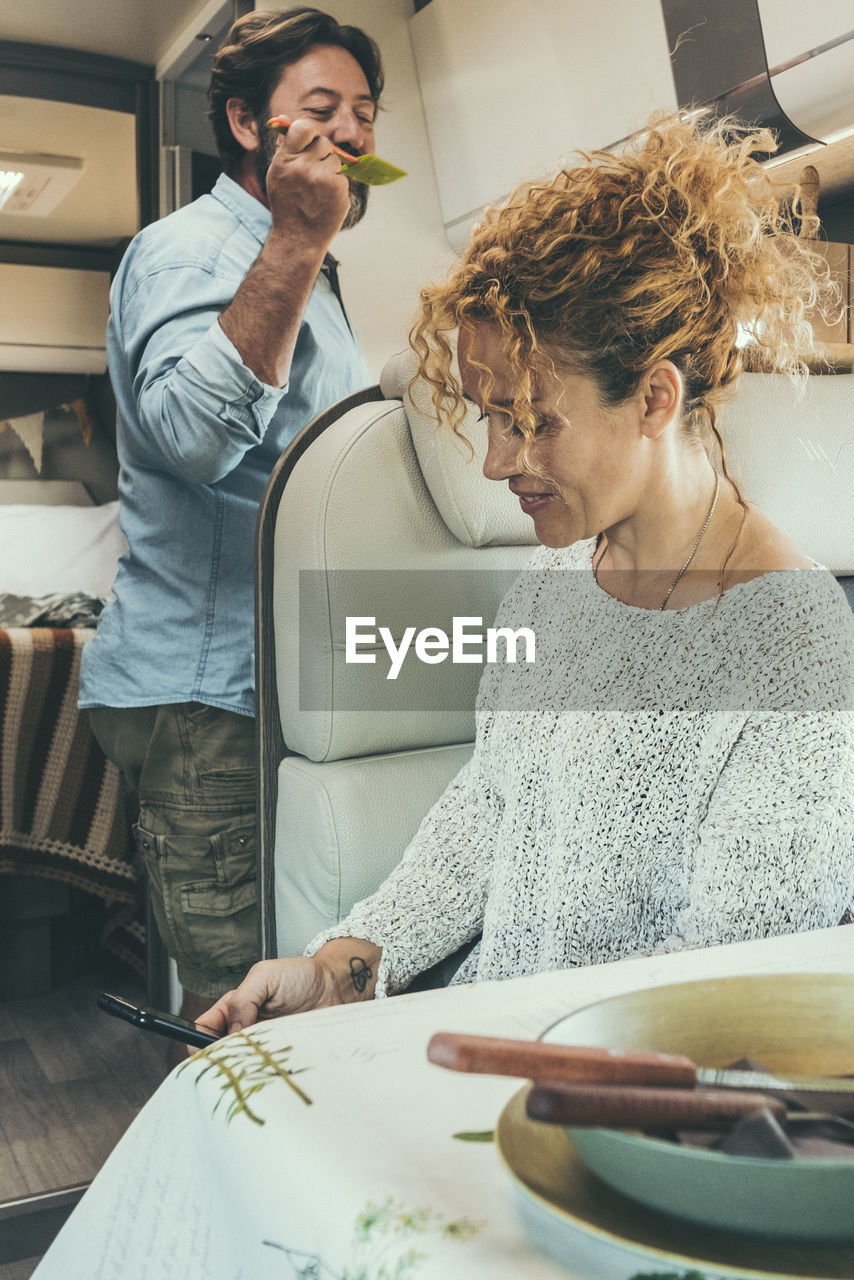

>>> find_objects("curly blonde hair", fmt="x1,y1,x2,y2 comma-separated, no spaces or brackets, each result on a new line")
410,113,841,471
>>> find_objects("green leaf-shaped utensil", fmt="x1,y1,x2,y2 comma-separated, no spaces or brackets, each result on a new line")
267,115,406,185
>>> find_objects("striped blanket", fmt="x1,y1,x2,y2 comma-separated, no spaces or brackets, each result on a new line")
0,628,142,968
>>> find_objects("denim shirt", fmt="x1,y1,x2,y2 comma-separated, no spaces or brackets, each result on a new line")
79,173,370,716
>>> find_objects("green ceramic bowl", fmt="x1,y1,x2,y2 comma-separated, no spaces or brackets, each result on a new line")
542,972,854,1240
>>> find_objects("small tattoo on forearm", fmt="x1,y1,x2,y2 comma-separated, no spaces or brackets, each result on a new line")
349,956,372,993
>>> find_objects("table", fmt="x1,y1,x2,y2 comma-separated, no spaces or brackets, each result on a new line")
33,926,854,1280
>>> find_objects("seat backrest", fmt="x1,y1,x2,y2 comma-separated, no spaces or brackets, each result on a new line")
715,371,853,577
257,360,854,958
256,350,536,956
717,371,854,617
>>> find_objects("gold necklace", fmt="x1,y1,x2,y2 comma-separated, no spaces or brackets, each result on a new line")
593,473,721,611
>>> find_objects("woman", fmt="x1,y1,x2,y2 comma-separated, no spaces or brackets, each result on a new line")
199,114,854,1036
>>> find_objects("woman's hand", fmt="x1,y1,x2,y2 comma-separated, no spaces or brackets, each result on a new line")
194,938,382,1039
195,956,333,1037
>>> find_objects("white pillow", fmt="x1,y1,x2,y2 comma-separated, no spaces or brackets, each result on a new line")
0,501,128,598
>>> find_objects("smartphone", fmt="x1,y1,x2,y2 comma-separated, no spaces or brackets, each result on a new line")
97,992,221,1048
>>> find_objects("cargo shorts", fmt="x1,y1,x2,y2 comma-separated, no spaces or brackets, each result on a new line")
89,702,259,998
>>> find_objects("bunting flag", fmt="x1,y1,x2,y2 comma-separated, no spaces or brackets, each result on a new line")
0,398,94,472
1,410,44,472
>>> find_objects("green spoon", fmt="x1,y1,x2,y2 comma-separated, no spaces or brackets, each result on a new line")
267,115,406,186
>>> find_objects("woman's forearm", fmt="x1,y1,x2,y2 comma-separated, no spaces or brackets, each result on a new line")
314,937,383,1004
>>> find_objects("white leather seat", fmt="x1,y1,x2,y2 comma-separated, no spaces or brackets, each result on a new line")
256,358,854,963
256,350,536,959
716,371,854,578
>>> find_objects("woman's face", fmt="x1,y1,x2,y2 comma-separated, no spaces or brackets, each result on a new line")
458,325,648,549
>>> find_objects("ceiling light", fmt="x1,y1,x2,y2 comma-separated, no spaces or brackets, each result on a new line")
0,151,84,217
0,169,24,209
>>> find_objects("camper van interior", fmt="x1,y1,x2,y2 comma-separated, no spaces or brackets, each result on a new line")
1,1,853,1277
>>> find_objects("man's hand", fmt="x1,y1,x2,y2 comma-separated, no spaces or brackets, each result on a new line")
219,116,356,388
265,118,351,249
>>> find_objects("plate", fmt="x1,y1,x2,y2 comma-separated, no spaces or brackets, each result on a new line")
496,1085,854,1280
540,973,854,1240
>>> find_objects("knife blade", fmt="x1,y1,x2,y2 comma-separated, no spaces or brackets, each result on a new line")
426,1031,854,1095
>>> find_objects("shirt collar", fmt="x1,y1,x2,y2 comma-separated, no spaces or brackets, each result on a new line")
210,173,343,298
210,172,272,245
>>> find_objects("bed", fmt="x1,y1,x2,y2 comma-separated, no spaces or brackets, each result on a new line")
0,477,143,990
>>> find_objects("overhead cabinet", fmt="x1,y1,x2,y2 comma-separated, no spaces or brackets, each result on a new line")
0,263,110,374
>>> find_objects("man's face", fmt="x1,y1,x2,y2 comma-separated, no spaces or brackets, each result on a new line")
257,44,377,229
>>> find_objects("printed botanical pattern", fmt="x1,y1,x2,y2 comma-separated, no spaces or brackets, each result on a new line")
180,1029,311,1125
264,1197,484,1278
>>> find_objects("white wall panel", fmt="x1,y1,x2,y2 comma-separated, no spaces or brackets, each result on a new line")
323,0,456,378
770,47,854,145
756,0,854,143
411,0,677,239
756,0,853,67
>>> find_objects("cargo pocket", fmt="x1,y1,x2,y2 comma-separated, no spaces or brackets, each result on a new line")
181,703,256,804
133,819,258,976
179,822,258,973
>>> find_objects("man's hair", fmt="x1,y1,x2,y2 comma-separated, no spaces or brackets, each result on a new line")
208,7,384,174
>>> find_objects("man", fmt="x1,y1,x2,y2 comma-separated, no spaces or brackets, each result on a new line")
80,8,384,1024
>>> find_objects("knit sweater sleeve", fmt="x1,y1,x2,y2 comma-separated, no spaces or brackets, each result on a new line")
664,583,854,952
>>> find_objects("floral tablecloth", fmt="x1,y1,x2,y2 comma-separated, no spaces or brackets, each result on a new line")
32,926,854,1280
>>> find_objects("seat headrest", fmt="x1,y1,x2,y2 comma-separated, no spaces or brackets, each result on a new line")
717,372,854,575
380,349,537,549
384,352,854,573
273,394,535,762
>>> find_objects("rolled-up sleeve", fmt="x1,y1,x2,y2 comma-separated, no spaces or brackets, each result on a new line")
115,262,288,485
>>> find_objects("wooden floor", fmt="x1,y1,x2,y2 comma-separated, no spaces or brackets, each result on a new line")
0,1263,40,1280
0,953,171,1275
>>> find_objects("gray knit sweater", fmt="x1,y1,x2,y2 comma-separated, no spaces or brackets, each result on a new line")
307,540,854,994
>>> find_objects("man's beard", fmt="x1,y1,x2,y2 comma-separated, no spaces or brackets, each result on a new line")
255,125,370,230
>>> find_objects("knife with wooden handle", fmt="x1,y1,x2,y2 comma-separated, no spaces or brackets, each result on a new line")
426,1032,854,1095
525,1081,787,1129
427,1032,697,1085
